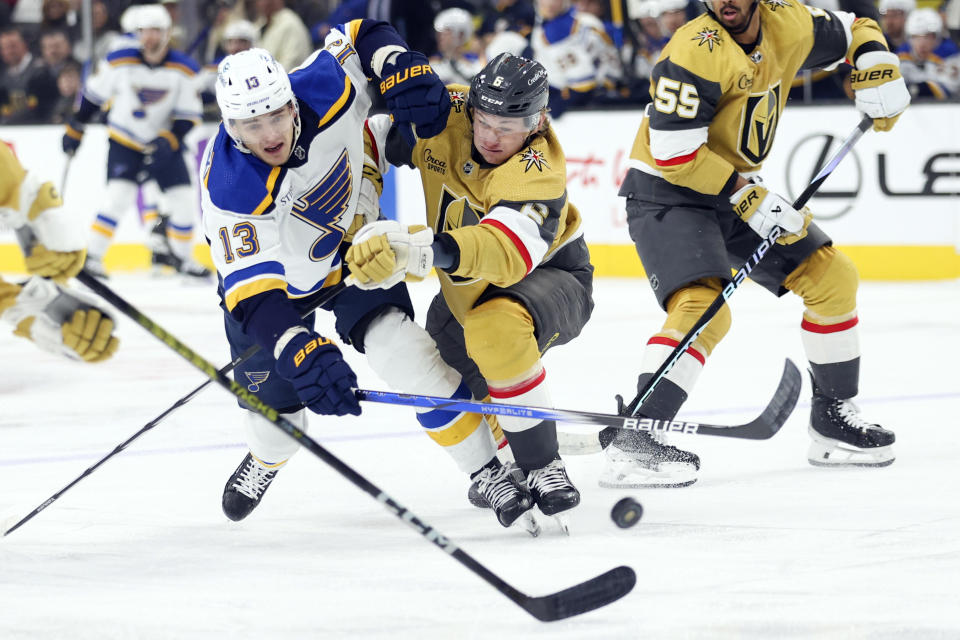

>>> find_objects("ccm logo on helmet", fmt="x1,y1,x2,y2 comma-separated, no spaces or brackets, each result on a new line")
380,64,434,93
293,336,332,367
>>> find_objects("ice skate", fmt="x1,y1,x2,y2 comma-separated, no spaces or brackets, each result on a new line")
599,428,700,488
222,453,279,521
472,461,537,534
527,457,580,535
808,378,895,467
149,218,180,275
176,258,213,281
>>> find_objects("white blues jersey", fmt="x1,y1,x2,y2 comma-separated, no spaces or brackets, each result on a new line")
530,9,621,92
430,52,485,85
83,47,202,152
200,29,375,313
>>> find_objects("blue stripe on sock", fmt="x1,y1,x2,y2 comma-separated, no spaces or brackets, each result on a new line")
416,380,473,429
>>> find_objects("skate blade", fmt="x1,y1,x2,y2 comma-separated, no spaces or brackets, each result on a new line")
598,465,697,489
807,429,895,467
515,511,540,537
550,513,571,536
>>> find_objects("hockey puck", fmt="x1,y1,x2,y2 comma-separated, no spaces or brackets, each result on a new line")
611,497,643,529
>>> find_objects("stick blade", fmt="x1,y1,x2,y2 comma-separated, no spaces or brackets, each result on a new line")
522,565,636,622
699,358,802,440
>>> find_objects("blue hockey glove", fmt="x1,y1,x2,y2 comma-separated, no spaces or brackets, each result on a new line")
275,332,361,416
379,51,450,142
62,121,84,155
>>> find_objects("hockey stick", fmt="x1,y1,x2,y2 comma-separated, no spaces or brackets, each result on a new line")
3,282,346,537
357,357,799,441
59,153,73,197
66,271,637,622
619,114,874,419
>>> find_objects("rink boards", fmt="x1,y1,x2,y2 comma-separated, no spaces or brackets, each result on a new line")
1,103,958,279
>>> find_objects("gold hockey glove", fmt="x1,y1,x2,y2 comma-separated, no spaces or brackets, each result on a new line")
1,276,119,362
345,221,434,289
24,244,86,283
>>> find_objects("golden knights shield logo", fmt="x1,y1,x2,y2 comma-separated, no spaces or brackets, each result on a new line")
737,82,781,165
436,185,483,234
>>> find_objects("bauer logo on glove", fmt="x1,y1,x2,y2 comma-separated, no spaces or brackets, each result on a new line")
379,63,434,94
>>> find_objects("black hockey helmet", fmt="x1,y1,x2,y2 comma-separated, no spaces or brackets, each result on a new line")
468,53,548,125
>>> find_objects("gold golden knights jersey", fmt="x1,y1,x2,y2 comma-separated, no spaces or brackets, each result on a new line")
627,0,889,195
388,85,583,323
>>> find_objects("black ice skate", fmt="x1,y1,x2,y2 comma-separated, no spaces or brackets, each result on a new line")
472,461,538,535
150,217,212,281
222,453,279,521
808,377,895,467
599,428,700,488
526,457,579,535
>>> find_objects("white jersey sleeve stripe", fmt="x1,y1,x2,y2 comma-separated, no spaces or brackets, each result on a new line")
480,204,551,274
649,125,709,162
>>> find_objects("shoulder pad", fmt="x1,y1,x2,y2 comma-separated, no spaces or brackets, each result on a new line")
204,128,284,216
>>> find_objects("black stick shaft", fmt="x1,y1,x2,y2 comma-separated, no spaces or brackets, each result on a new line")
623,115,873,417
68,272,632,621
4,282,345,537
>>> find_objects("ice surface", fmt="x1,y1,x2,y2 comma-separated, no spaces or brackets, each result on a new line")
2,275,958,639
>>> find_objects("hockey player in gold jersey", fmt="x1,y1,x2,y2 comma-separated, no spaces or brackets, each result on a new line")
347,53,593,530
0,141,119,362
610,0,909,487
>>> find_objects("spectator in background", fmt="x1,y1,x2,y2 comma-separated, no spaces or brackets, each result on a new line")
39,0,76,41
0,26,59,123
50,59,82,123
899,7,960,98
477,0,536,45
880,0,914,52
71,0,122,64
431,7,484,85
531,0,622,116
39,28,77,78
254,0,312,70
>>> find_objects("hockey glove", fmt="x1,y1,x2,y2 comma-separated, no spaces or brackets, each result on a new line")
24,244,86,283
0,276,119,362
730,182,812,245
851,51,911,132
274,331,361,416
3,172,87,283
145,134,178,166
345,221,434,290
61,121,84,155
379,51,451,142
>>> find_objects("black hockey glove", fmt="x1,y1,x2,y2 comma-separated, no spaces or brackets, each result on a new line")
275,332,361,416
146,135,177,166
379,51,450,143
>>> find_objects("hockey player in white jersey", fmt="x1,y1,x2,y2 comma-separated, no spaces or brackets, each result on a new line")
430,8,485,85
61,4,209,279
202,24,533,531
531,0,623,114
